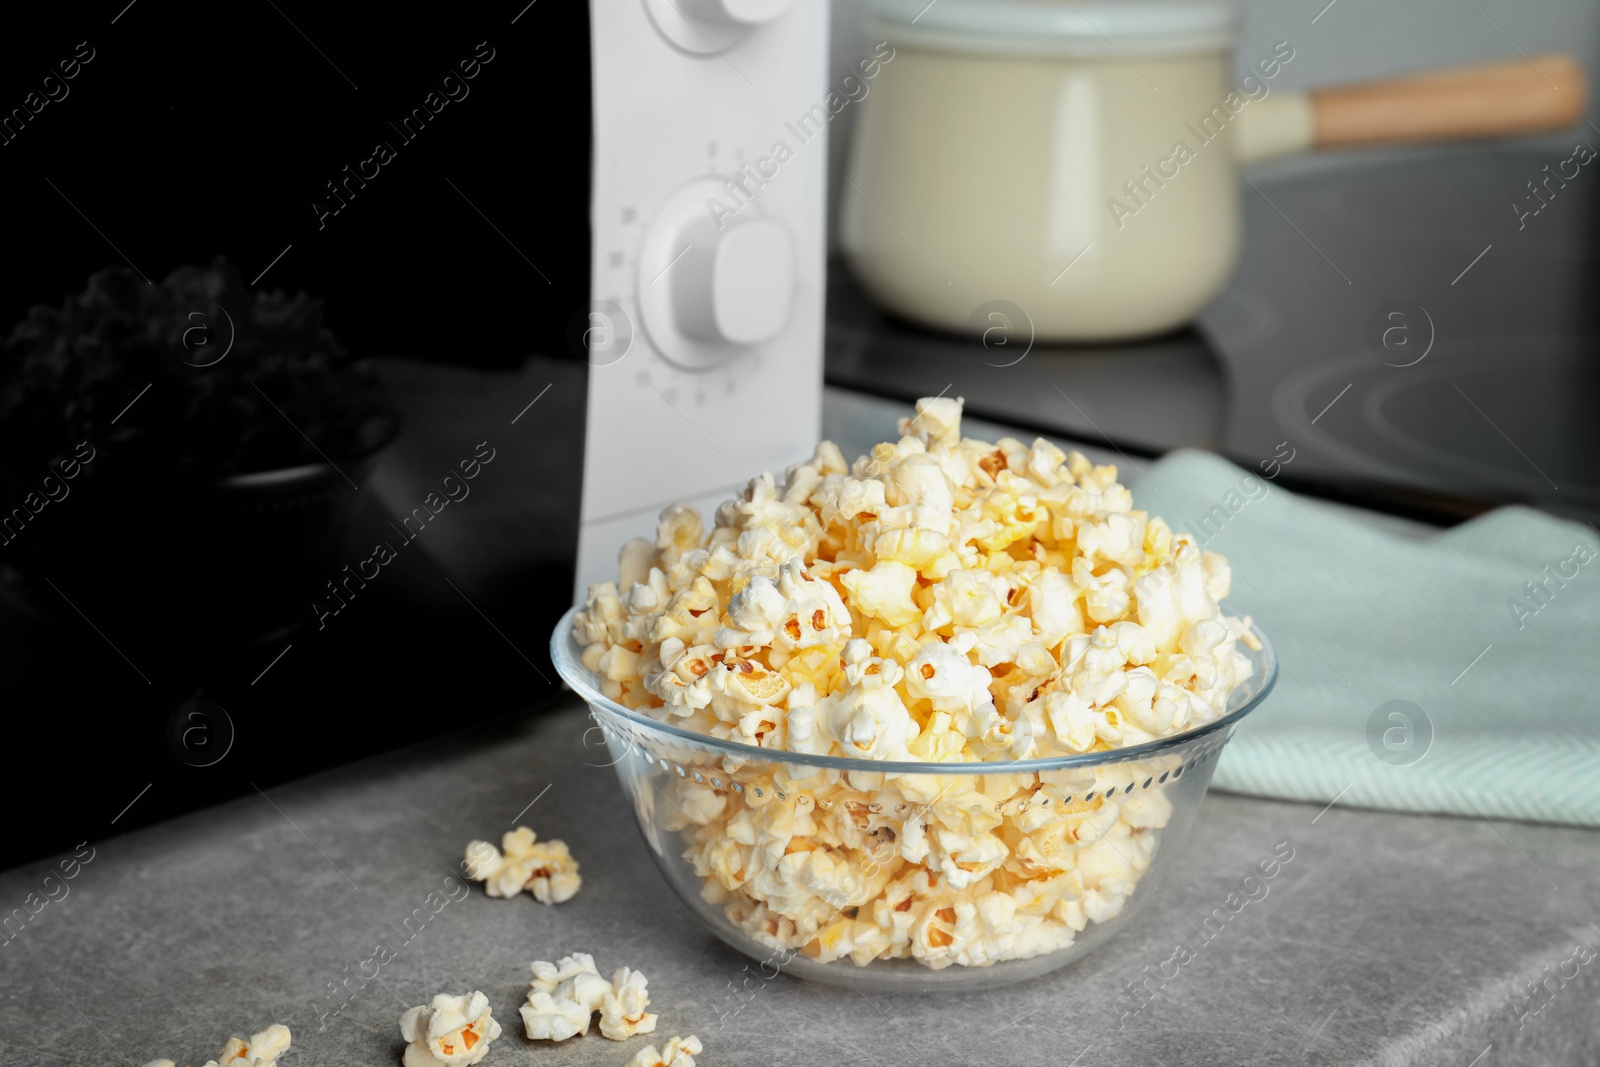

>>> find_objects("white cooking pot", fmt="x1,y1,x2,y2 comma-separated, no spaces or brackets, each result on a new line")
842,0,1584,342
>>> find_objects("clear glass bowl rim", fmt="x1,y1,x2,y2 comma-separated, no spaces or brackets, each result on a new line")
550,604,1277,775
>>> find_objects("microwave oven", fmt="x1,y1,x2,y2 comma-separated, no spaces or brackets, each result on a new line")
0,0,829,863
1,0,830,592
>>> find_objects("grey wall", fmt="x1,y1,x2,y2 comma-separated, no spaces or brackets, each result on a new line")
1225,0,1599,88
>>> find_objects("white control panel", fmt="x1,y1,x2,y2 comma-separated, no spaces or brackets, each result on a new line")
576,0,828,594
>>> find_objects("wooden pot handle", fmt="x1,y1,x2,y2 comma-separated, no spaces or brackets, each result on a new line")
1312,53,1586,148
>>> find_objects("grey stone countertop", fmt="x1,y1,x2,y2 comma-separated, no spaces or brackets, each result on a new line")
6,703,1598,1067
7,388,1597,1065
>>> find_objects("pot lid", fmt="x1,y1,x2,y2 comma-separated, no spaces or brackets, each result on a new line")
867,0,1238,57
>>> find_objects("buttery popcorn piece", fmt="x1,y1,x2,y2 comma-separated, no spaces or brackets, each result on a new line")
599,967,658,1040
522,954,655,1043
627,1034,704,1067
464,826,581,903
400,993,500,1067
217,1025,290,1067
148,1023,292,1067
522,953,611,1041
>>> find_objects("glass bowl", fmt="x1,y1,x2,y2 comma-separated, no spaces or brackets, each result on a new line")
552,606,1277,992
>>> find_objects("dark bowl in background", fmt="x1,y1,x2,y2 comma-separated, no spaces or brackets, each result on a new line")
0,435,395,653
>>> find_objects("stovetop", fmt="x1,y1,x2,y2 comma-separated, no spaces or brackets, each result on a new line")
826,147,1600,526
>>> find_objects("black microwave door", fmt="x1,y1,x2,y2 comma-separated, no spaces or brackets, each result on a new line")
0,4,593,868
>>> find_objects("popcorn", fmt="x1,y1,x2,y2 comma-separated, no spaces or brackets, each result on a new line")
217,1025,290,1067
464,827,581,904
521,991,601,1041
400,993,500,1067
816,670,917,761
905,641,993,715
572,398,1257,972
899,395,963,449
522,955,655,1043
147,1025,293,1067
521,953,610,1040
657,504,704,565
840,560,921,629
628,1035,704,1067
599,967,658,1040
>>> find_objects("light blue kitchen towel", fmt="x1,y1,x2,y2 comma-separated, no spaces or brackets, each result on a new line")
1137,450,1600,827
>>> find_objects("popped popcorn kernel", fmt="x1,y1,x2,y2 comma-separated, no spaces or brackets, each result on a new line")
522,955,656,1044
217,1025,290,1067
400,993,500,1067
152,1024,292,1067
572,397,1258,971
599,967,658,1040
464,827,581,904
628,1034,704,1067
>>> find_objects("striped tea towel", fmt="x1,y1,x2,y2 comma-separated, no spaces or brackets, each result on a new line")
1138,450,1600,826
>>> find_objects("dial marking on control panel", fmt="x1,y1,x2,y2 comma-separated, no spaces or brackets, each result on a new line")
651,382,749,482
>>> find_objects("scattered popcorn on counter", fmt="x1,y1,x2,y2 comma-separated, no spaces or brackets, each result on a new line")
599,967,657,1040
217,1025,291,1067
574,397,1260,970
627,1034,703,1067
522,954,657,1043
147,1023,293,1067
521,953,611,1041
399,992,500,1067
464,827,582,903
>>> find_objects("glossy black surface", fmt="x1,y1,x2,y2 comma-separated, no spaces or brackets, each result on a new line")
826,148,1600,525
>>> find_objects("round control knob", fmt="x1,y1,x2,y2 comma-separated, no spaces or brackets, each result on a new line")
684,0,796,25
643,0,794,53
672,217,794,345
638,176,796,369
